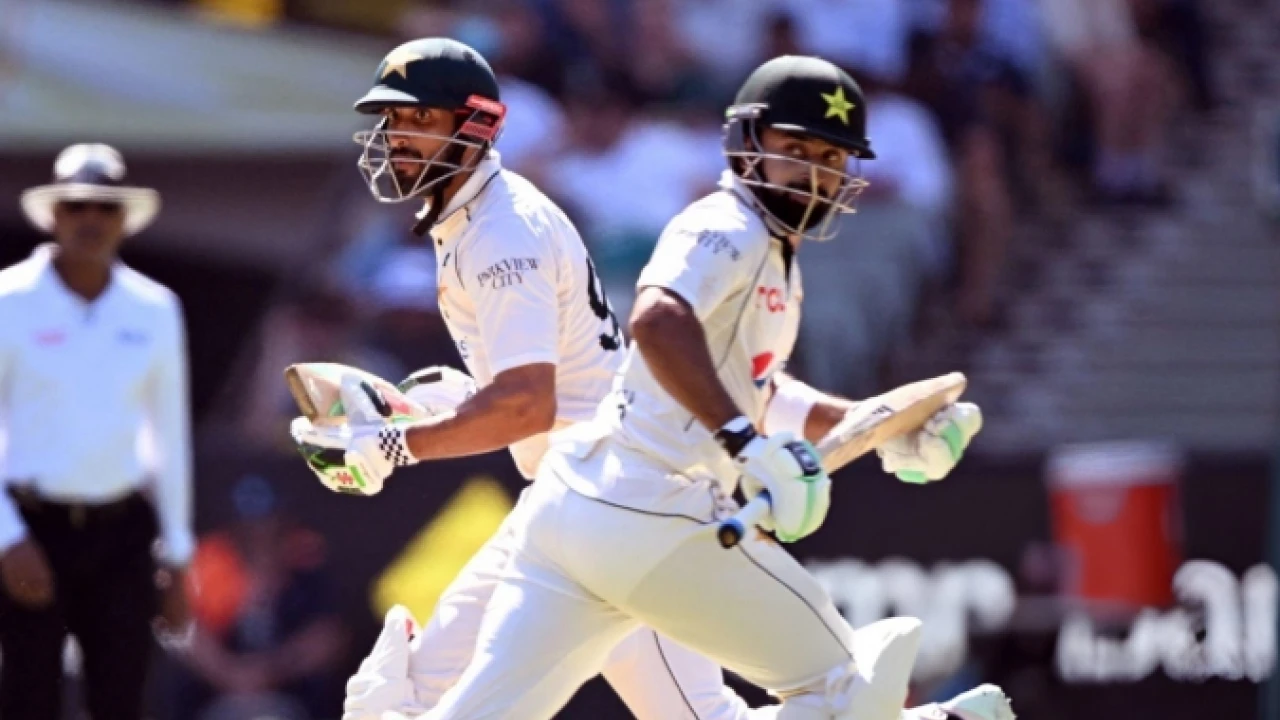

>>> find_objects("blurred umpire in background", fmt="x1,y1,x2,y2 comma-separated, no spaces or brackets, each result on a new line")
0,143,194,719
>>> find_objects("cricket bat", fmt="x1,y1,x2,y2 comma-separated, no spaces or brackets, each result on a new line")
717,372,968,548
284,362,426,427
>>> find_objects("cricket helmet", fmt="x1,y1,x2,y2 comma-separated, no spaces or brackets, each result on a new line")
724,55,873,241
353,38,507,205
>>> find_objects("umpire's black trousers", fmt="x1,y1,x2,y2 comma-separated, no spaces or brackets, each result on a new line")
0,489,159,720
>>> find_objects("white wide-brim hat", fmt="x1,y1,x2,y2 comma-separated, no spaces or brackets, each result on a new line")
20,143,160,236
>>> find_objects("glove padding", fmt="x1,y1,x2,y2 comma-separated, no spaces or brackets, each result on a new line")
876,402,982,484
343,606,427,720
399,365,477,416
737,432,831,543
292,374,417,496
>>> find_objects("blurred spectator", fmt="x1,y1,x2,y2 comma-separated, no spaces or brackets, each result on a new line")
1259,107,1280,221
861,87,955,262
543,0,635,98
778,0,913,84
220,281,404,451
761,9,805,60
1037,0,1180,204
905,0,1019,325
626,0,718,108
171,474,346,720
194,0,285,28
1153,0,1214,114
544,84,721,313
673,0,779,94
446,10,569,174
361,246,460,372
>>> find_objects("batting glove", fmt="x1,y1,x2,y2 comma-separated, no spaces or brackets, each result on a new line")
876,402,982,484
718,417,831,543
291,374,419,496
291,416,415,496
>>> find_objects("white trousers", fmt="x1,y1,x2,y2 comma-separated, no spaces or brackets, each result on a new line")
410,488,761,720
420,449,919,720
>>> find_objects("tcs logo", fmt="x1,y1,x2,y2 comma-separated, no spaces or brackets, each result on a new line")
756,286,786,313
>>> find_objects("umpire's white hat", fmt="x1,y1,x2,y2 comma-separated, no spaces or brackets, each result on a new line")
20,143,160,236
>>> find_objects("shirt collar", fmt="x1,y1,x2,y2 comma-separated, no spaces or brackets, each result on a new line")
420,150,504,242
32,242,123,311
717,169,790,242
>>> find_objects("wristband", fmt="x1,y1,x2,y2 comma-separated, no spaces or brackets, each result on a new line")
763,378,824,437
378,426,416,467
714,416,758,458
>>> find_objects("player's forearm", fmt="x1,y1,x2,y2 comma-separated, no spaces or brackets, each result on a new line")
630,288,743,432
404,363,556,461
805,396,859,442
772,372,857,443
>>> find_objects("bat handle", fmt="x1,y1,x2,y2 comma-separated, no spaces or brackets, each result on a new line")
717,492,772,549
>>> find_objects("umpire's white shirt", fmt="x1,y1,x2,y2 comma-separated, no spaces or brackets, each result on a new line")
428,150,625,479
0,244,194,564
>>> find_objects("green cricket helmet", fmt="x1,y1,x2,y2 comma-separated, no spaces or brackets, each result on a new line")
353,38,507,205
724,55,874,241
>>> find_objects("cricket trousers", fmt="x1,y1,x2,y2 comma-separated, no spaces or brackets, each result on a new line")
421,442,920,720
0,489,159,720
409,487,762,720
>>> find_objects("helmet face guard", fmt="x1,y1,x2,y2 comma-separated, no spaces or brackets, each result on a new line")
353,96,506,204
724,105,868,242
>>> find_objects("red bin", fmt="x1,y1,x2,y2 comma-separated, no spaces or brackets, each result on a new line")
1047,441,1184,610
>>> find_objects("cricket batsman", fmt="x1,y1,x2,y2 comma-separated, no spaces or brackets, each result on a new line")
292,40,1012,720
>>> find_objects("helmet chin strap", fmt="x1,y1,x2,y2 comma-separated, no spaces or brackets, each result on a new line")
755,165,831,237
411,142,471,237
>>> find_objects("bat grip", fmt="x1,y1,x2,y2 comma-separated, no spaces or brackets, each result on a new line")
717,491,772,549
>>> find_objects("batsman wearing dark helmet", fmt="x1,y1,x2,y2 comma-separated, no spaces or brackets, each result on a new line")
358,54,1014,720
298,38,850,720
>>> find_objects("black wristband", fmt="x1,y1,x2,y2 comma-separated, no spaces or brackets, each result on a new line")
714,416,758,458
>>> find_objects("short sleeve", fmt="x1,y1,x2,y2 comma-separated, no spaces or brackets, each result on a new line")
463,214,560,375
636,206,764,320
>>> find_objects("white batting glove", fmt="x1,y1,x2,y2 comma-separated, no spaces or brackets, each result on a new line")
876,402,982,484
343,606,426,720
291,374,419,496
733,431,832,543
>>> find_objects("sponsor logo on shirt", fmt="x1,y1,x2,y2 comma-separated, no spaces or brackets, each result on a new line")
34,330,66,346
118,329,149,345
675,229,741,261
751,351,775,388
756,286,786,313
476,257,539,290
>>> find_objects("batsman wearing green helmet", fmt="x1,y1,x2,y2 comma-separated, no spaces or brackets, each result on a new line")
323,47,1013,720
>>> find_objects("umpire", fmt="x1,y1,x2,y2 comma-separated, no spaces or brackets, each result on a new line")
0,144,194,718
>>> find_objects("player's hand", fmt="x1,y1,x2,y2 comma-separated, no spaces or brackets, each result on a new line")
291,416,415,496
0,538,54,608
344,605,426,720
291,374,419,496
153,566,194,649
735,432,831,543
876,402,982,484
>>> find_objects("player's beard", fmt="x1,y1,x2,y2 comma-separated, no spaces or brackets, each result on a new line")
755,182,835,235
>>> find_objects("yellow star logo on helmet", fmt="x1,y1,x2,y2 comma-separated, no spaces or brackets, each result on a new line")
381,47,424,80
821,86,855,125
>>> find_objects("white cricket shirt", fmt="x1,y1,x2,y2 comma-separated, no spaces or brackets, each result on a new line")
597,171,804,484
0,244,194,564
428,151,626,478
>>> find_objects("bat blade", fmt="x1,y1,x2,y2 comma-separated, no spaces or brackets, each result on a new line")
815,372,968,473
283,362,426,426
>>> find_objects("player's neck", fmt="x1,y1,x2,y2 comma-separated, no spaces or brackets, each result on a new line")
435,167,478,213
